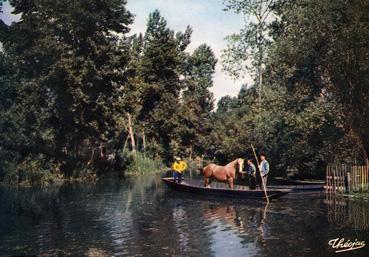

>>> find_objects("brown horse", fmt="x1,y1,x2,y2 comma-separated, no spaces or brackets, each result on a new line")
201,158,244,189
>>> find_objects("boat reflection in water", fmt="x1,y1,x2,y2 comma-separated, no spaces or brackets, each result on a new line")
203,203,270,238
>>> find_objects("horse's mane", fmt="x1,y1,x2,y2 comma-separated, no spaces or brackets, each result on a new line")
226,158,241,167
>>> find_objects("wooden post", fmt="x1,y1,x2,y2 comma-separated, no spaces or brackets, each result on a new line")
351,166,354,192
364,165,366,192
362,166,365,192
356,166,358,192
365,166,369,190
352,166,355,192
354,166,356,192
364,166,368,191
350,166,353,192
326,165,328,193
364,165,366,191
356,166,359,192
366,166,368,191
358,166,360,192
347,172,351,194
251,144,269,203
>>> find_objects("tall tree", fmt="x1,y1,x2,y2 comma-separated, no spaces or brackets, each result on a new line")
180,44,217,157
184,44,217,114
2,0,133,176
269,0,369,164
222,0,276,100
137,10,192,161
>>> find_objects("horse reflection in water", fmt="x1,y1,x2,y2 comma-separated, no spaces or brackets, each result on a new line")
201,158,244,189
202,203,270,245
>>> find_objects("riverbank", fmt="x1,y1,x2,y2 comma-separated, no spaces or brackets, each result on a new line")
0,152,167,188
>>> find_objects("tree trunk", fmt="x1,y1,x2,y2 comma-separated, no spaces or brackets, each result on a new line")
258,64,263,101
142,129,146,156
99,143,104,158
128,113,136,153
257,24,263,102
136,132,139,152
123,135,129,153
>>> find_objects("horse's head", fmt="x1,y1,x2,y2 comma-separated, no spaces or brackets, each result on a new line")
235,158,244,173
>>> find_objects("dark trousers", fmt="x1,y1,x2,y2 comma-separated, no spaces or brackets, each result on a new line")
173,172,182,183
249,175,256,190
261,175,268,190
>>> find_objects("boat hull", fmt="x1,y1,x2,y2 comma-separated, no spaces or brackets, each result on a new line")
267,184,324,192
271,178,325,192
162,178,290,200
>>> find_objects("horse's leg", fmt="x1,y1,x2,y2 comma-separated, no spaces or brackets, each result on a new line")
208,178,212,188
228,178,234,189
204,177,209,187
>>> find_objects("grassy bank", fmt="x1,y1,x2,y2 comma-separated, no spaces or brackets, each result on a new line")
0,151,165,187
125,152,166,175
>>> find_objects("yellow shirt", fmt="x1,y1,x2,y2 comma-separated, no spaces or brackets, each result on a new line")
172,161,187,173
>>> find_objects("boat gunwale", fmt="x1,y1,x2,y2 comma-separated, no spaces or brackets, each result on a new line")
162,177,291,193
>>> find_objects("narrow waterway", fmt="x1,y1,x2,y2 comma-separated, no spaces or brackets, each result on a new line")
0,174,368,256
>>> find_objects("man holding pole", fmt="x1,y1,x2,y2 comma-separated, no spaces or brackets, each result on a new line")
251,145,269,203
259,153,270,189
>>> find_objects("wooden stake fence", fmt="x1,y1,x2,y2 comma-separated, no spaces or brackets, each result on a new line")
326,165,369,194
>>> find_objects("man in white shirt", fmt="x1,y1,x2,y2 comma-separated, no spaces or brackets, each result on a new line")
259,153,270,189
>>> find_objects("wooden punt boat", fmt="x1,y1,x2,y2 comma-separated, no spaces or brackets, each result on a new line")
267,184,324,192
162,178,291,200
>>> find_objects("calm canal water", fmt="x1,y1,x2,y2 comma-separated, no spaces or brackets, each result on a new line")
0,174,368,257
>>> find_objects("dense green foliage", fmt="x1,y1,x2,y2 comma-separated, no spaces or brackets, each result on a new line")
269,0,369,164
1,0,136,184
0,2,217,184
217,0,369,177
0,0,368,184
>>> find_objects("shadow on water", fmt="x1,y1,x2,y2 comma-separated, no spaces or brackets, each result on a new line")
0,174,369,256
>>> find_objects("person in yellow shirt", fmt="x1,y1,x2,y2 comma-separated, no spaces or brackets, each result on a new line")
172,157,187,183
